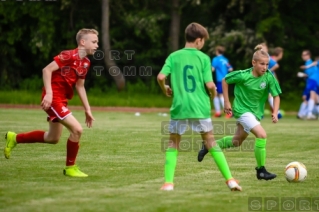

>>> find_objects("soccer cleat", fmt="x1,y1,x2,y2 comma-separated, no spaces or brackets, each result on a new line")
306,114,317,120
197,142,208,162
214,112,222,118
160,183,174,191
226,178,242,191
225,113,233,119
256,166,276,180
4,131,17,159
63,165,88,177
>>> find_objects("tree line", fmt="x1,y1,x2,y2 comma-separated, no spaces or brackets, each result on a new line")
1,0,319,95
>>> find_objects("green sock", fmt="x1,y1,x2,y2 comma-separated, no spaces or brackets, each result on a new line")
216,136,234,149
209,145,232,180
254,138,267,168
164,148,178,183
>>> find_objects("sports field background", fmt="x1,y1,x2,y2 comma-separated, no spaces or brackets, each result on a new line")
0,108,318,212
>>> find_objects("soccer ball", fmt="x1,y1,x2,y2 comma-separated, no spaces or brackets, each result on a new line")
284,161,307,182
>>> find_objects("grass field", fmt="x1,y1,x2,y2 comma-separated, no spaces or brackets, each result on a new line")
0,108,319,212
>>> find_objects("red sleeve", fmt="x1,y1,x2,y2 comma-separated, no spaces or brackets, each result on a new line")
54,50,74,68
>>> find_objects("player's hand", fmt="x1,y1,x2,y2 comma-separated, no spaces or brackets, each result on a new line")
85,110,95,128
164,85,172,97
224,101,232,115
271,113,278,123
300,65,306,70
41,93,53,111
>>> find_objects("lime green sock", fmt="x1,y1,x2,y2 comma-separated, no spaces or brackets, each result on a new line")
216,136,234,149
164,148,178,183
209,145,232,180
254,138,267,168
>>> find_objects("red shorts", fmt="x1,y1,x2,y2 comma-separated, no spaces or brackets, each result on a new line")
42,90,72,122
46,101,72,122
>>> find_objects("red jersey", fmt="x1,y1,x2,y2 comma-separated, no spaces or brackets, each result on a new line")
43,48,91,101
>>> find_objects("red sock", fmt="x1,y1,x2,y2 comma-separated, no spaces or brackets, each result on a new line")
16,131,45,143
66,139,79,166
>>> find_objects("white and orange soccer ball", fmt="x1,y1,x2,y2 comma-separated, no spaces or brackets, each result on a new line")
285,161,307,182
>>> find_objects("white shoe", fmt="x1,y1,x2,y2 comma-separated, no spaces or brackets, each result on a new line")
307,114,317,120
226,179,242,191
160,183,174,191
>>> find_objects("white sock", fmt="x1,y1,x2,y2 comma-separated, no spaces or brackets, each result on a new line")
298,102,307,117
268,96,274,109
219,96,224,108
214,97,221,113
307,99,315,116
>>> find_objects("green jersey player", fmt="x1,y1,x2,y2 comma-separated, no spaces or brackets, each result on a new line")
157,22,241,191
198,44,282,181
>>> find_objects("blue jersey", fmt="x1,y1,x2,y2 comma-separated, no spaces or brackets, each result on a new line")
212,55,232,82
305,59,319,86
268,57,277,71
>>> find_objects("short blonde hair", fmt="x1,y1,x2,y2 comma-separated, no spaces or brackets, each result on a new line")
76,28,98,44
253,44,269,61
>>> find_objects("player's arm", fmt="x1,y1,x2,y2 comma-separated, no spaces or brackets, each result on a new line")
205,81,217,98
222,78,232,115
76,79,95,127
211,67,215,72
270,63,279,72
300,61,317,70
41,61,59,110
157,74,172,97
272,95,280,123
227,62,233,72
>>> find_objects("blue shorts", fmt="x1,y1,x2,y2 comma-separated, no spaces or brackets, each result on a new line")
303,79,319,100
216,82,222,94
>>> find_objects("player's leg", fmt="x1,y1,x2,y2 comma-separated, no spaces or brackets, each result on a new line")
199,126,241,191
297,101,308,119
197,117,248,162
250,125,276,180
192,119,241,191
307,91,316,119
4,115,63,159
161,133,181,191
59,114,87,177
160,119,185,190
213,82,222,117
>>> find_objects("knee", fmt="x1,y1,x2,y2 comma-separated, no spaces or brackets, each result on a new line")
71,127,83,138
256,132,267,139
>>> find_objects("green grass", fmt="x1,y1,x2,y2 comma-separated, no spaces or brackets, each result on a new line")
0,109,318,212
0,90,302,111
0,90,172,108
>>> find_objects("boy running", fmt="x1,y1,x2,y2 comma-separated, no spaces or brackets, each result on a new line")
4,28,99,177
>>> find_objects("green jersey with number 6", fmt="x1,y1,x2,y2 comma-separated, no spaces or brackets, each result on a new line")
225,68,282,120
160,48,213,119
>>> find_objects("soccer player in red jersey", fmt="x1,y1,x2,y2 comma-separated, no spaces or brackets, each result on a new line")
4,28,99,177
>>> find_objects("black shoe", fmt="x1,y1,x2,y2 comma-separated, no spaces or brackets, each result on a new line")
255,166,277,180
197,142,208,162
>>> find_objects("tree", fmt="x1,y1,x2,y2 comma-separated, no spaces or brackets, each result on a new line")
169,0,181,52
101,0,125,91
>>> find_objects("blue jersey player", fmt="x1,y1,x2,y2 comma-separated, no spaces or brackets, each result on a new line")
211,45,233,118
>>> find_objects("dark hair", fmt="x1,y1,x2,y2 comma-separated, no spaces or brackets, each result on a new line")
216,45,225,54
185,22,209,42
273,47,284,56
